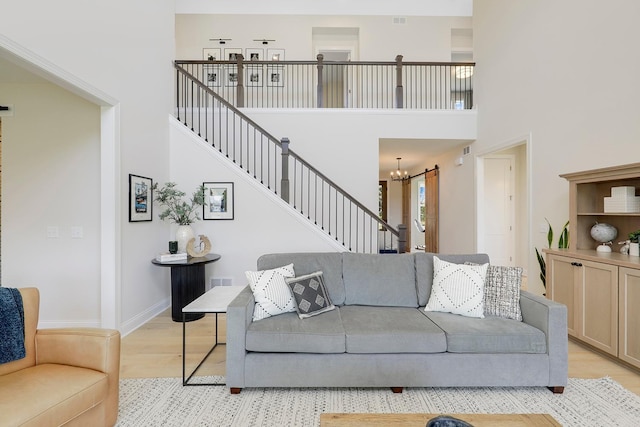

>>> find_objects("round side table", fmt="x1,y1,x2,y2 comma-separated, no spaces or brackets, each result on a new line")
152,253,221,322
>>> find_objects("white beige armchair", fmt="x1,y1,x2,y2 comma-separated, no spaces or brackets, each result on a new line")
0,288,121,426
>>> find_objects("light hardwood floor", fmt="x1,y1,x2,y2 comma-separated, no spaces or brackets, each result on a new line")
120,308,640,396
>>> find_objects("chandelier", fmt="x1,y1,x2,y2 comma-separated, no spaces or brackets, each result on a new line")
390,157,409,181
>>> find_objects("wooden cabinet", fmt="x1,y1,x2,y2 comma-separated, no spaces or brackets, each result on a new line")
548,253,618,355
559,162,640,251
546,162,640,368
619,267,640,367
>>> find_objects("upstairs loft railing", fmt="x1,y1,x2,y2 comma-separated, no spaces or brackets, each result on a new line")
174,55,474,110
175,62,406,253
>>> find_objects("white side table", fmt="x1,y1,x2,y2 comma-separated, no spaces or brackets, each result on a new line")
182,285,246,386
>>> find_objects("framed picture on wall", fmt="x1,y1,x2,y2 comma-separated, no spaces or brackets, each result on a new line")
203,48,221,61
246,66,263,87
267,65,285,87
204,65,221,87
129,174,153,222
224,48,242,61
203,182,234,220
267,48,285,61
245,48,263,61
225,66,238,87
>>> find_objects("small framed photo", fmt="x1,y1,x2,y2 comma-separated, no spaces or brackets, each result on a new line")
129,174,153,222
203,182,234,220
245,48,263,61
203,48,221,61
267,48,285,61
204,65,221,87
224,48,242,61
246,66,263,87
225,66,238,87
267,65,285,87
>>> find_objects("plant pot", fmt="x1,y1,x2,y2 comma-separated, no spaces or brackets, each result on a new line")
630,242,640,257
175,225,195,254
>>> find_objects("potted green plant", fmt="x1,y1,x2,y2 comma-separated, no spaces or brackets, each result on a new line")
629,230,640,257
535,219,569,293
152,182,206,252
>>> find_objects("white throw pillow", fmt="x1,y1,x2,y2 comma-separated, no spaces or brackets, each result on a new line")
425,256,488,318
245,263,296,321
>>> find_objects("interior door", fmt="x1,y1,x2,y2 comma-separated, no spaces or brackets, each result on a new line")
482,156,514,266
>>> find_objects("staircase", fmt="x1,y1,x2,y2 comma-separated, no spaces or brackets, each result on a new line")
174,63,404,254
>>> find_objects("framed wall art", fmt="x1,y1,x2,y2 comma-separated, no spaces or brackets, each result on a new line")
129,174,153,222
204,65,221,87
203,48,221,61
225,66,239,87
267,48,285,61
245,48,263,61
224,48,242,61
246,66,263,87
203,182,234,220
267,65,285,87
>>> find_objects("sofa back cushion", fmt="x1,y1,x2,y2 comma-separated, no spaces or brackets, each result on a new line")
415,253,490,306
0,288,38,376
343,253,418,307
257,253,346,305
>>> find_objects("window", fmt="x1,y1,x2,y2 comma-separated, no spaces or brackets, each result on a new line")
417,180,425,227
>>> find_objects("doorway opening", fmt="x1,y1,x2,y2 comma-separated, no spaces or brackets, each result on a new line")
476,140,529,274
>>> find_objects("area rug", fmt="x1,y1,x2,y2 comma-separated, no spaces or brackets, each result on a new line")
116,376,640,426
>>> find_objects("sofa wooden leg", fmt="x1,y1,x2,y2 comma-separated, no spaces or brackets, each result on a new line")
391,387,403,393
230,388,242,394
548,386,564,394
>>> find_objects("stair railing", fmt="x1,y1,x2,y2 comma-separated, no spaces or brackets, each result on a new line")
175,62,405,253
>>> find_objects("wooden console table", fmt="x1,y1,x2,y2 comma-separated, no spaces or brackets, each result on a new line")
151,253,221,322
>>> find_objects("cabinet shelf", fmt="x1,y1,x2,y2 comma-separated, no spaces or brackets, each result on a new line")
578,212,640,217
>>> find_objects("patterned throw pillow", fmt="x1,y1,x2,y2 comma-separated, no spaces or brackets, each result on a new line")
245,263,296,321
285,271,336,319
425,256,488,318
483,265,523,321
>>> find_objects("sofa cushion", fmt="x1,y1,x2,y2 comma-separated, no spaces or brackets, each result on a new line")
246,309,346,353
343,253,418,307
246,263,297,321
415,253,491,307
257,253,346,305
425,257,488,318
286,271,336,319
340,306,446,353
0,363,108,427
424,311,547,354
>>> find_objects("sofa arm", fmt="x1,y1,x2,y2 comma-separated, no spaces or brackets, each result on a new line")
36,328,121,426
520,291,568,387
226,286,254,389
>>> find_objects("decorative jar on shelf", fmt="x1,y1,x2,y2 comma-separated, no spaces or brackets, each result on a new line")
630,242,640,257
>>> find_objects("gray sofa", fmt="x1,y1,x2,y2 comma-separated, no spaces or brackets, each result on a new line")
226,252,568,394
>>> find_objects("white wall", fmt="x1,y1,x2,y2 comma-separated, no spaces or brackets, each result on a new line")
0,0,176,330
169,117,344,286
468,0,640,294
1,83,101,325
176,14,471,61
243,109,477,213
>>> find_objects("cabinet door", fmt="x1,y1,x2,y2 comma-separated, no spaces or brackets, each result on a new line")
619,267,640,368
579,260,618,356
547,254,578,337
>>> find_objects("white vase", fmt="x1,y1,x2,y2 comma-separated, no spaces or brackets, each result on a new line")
175,225,195,254
630,242,640,257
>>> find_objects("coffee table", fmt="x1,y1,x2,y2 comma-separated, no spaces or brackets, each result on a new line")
319,413,561,426
182,285,245,386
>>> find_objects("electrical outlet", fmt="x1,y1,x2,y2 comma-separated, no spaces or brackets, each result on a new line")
71,226,83,239
46,226,60,238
